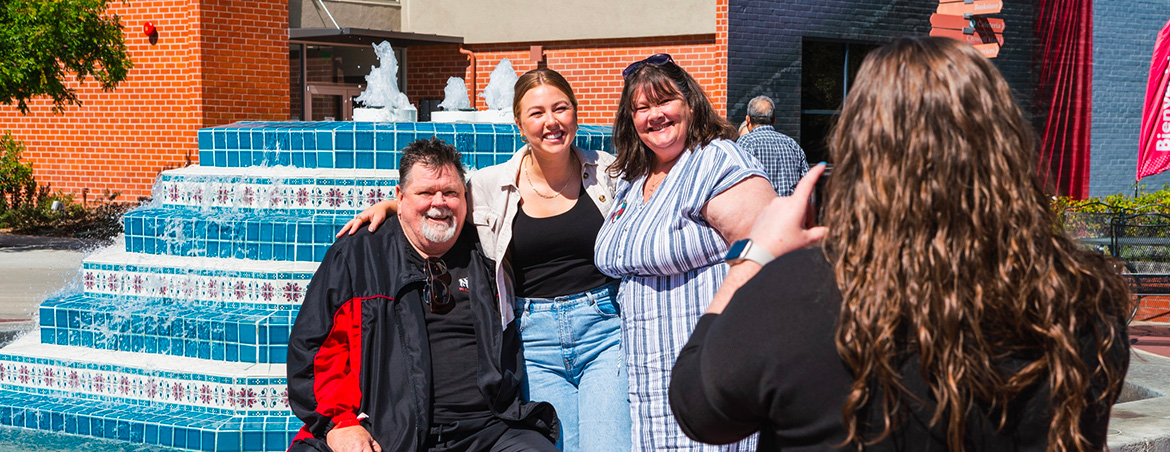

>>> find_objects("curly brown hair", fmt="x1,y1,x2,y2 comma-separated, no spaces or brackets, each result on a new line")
608,58,737,180
823,37,1131,451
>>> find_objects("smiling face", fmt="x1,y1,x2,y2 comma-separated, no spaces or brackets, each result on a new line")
517,84,578,159
394,163,467,257
631,86,692,164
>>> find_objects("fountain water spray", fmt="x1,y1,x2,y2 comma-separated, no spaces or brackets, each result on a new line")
353,41,417,122
438,77,472,111
481,59,518,110
476,59,517,123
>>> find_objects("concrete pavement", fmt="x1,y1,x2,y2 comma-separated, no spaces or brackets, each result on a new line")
0,233,105,343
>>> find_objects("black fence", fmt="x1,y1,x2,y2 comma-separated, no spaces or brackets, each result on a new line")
1063,203,1170,321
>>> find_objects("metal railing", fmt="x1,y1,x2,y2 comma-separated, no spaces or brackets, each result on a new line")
1063,204,1170,322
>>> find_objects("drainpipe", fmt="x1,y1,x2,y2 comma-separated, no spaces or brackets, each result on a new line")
459,47,476,109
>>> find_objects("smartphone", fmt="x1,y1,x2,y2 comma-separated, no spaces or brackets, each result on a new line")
804,164,831,227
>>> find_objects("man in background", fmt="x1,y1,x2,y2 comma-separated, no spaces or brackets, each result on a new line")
737,95,809,196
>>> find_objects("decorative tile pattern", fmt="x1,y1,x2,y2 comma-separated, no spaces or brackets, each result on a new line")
0,356,289,412
154,173,397,213
80,261,314,306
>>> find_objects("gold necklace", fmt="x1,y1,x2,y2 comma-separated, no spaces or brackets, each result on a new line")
523,154,574,199
644,172,667,199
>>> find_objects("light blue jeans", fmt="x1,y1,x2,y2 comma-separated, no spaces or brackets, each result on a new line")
514,281,630,452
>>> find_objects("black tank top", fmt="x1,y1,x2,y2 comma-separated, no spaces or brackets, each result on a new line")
511,185,615,298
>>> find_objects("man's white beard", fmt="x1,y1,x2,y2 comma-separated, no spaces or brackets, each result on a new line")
420,207,457,243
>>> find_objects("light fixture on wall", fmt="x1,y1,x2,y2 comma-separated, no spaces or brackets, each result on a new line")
143,21,158,45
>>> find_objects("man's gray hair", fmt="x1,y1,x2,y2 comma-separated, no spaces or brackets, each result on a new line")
399,137,466,188
746,95,775,126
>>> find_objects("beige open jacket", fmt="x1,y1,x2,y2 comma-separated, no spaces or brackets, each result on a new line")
467,144,619,328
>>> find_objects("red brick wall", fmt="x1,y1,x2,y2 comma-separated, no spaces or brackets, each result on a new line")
0,0,727,200
1135,297,1170,323
0,0,289,202
199,0,290,131
406,0,729,126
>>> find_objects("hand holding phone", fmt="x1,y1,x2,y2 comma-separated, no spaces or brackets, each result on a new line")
747,163,830,259
804,164,832,228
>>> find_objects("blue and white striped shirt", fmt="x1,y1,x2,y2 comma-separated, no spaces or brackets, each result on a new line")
595,138,763,451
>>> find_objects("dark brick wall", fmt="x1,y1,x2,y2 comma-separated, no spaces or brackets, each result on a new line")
1090,0,1170,196
728,0,1035,157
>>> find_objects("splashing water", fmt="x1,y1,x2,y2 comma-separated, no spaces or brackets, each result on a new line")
354,41,411,112
0,424,184,452
438,77,472,111
481,59,517,111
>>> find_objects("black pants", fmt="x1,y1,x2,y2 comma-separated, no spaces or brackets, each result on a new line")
425,416,558,452
289,416,557,452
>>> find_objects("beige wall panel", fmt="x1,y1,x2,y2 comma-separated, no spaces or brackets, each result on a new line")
292,0,403,30
403,0,714,43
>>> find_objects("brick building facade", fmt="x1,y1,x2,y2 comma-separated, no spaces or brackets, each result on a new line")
0,0,290,202
2,0,1167,200
1091,0,1170,196
404,32,728,126
3,0,728,201
726,0,1036,164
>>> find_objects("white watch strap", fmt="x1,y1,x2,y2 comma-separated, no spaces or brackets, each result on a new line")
741,240,775,266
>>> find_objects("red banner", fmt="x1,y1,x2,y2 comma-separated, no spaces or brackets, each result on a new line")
1136,18,1170,181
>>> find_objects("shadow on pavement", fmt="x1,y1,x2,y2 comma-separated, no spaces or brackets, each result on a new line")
0,233,108,252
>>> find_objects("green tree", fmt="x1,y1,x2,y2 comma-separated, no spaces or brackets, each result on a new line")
0,131,36,210
0,0,132,114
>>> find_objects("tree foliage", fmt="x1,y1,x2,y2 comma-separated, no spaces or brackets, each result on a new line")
0,0,132,114
0,131,36,210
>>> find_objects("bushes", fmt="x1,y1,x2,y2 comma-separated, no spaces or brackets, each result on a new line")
0,131,37,211
0,132,128,241
1053,184,1170,230
1054,185,1170,215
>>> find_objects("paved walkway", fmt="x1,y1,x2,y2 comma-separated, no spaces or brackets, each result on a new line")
0,233,104,341
1130,321,1170,357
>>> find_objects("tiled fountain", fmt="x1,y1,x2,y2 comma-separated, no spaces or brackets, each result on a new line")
0,120,612,451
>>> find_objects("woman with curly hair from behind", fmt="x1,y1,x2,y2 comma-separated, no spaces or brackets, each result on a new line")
670,36,1131,451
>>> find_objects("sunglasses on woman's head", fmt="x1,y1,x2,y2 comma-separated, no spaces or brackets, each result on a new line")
424,257,453,314
622,53,676,79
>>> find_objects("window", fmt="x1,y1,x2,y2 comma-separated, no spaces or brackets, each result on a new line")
289,42,405,120
290,44,304,120
800,40,878,164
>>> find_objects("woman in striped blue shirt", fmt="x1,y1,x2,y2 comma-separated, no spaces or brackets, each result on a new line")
593,54,777,451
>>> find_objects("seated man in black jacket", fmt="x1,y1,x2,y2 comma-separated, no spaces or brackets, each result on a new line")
287,137,558,452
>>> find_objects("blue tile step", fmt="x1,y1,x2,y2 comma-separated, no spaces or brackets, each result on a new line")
39,293,296,364
81,248,317,306
0,335,291,416
196,121,514,170
194,121,612,170
122,206,348,262
0,389,298,452
153,166,398,214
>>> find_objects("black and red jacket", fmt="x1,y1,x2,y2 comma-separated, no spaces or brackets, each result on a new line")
286,220,557,451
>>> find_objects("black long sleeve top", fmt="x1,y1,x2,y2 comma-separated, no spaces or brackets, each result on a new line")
670,247,1128,451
